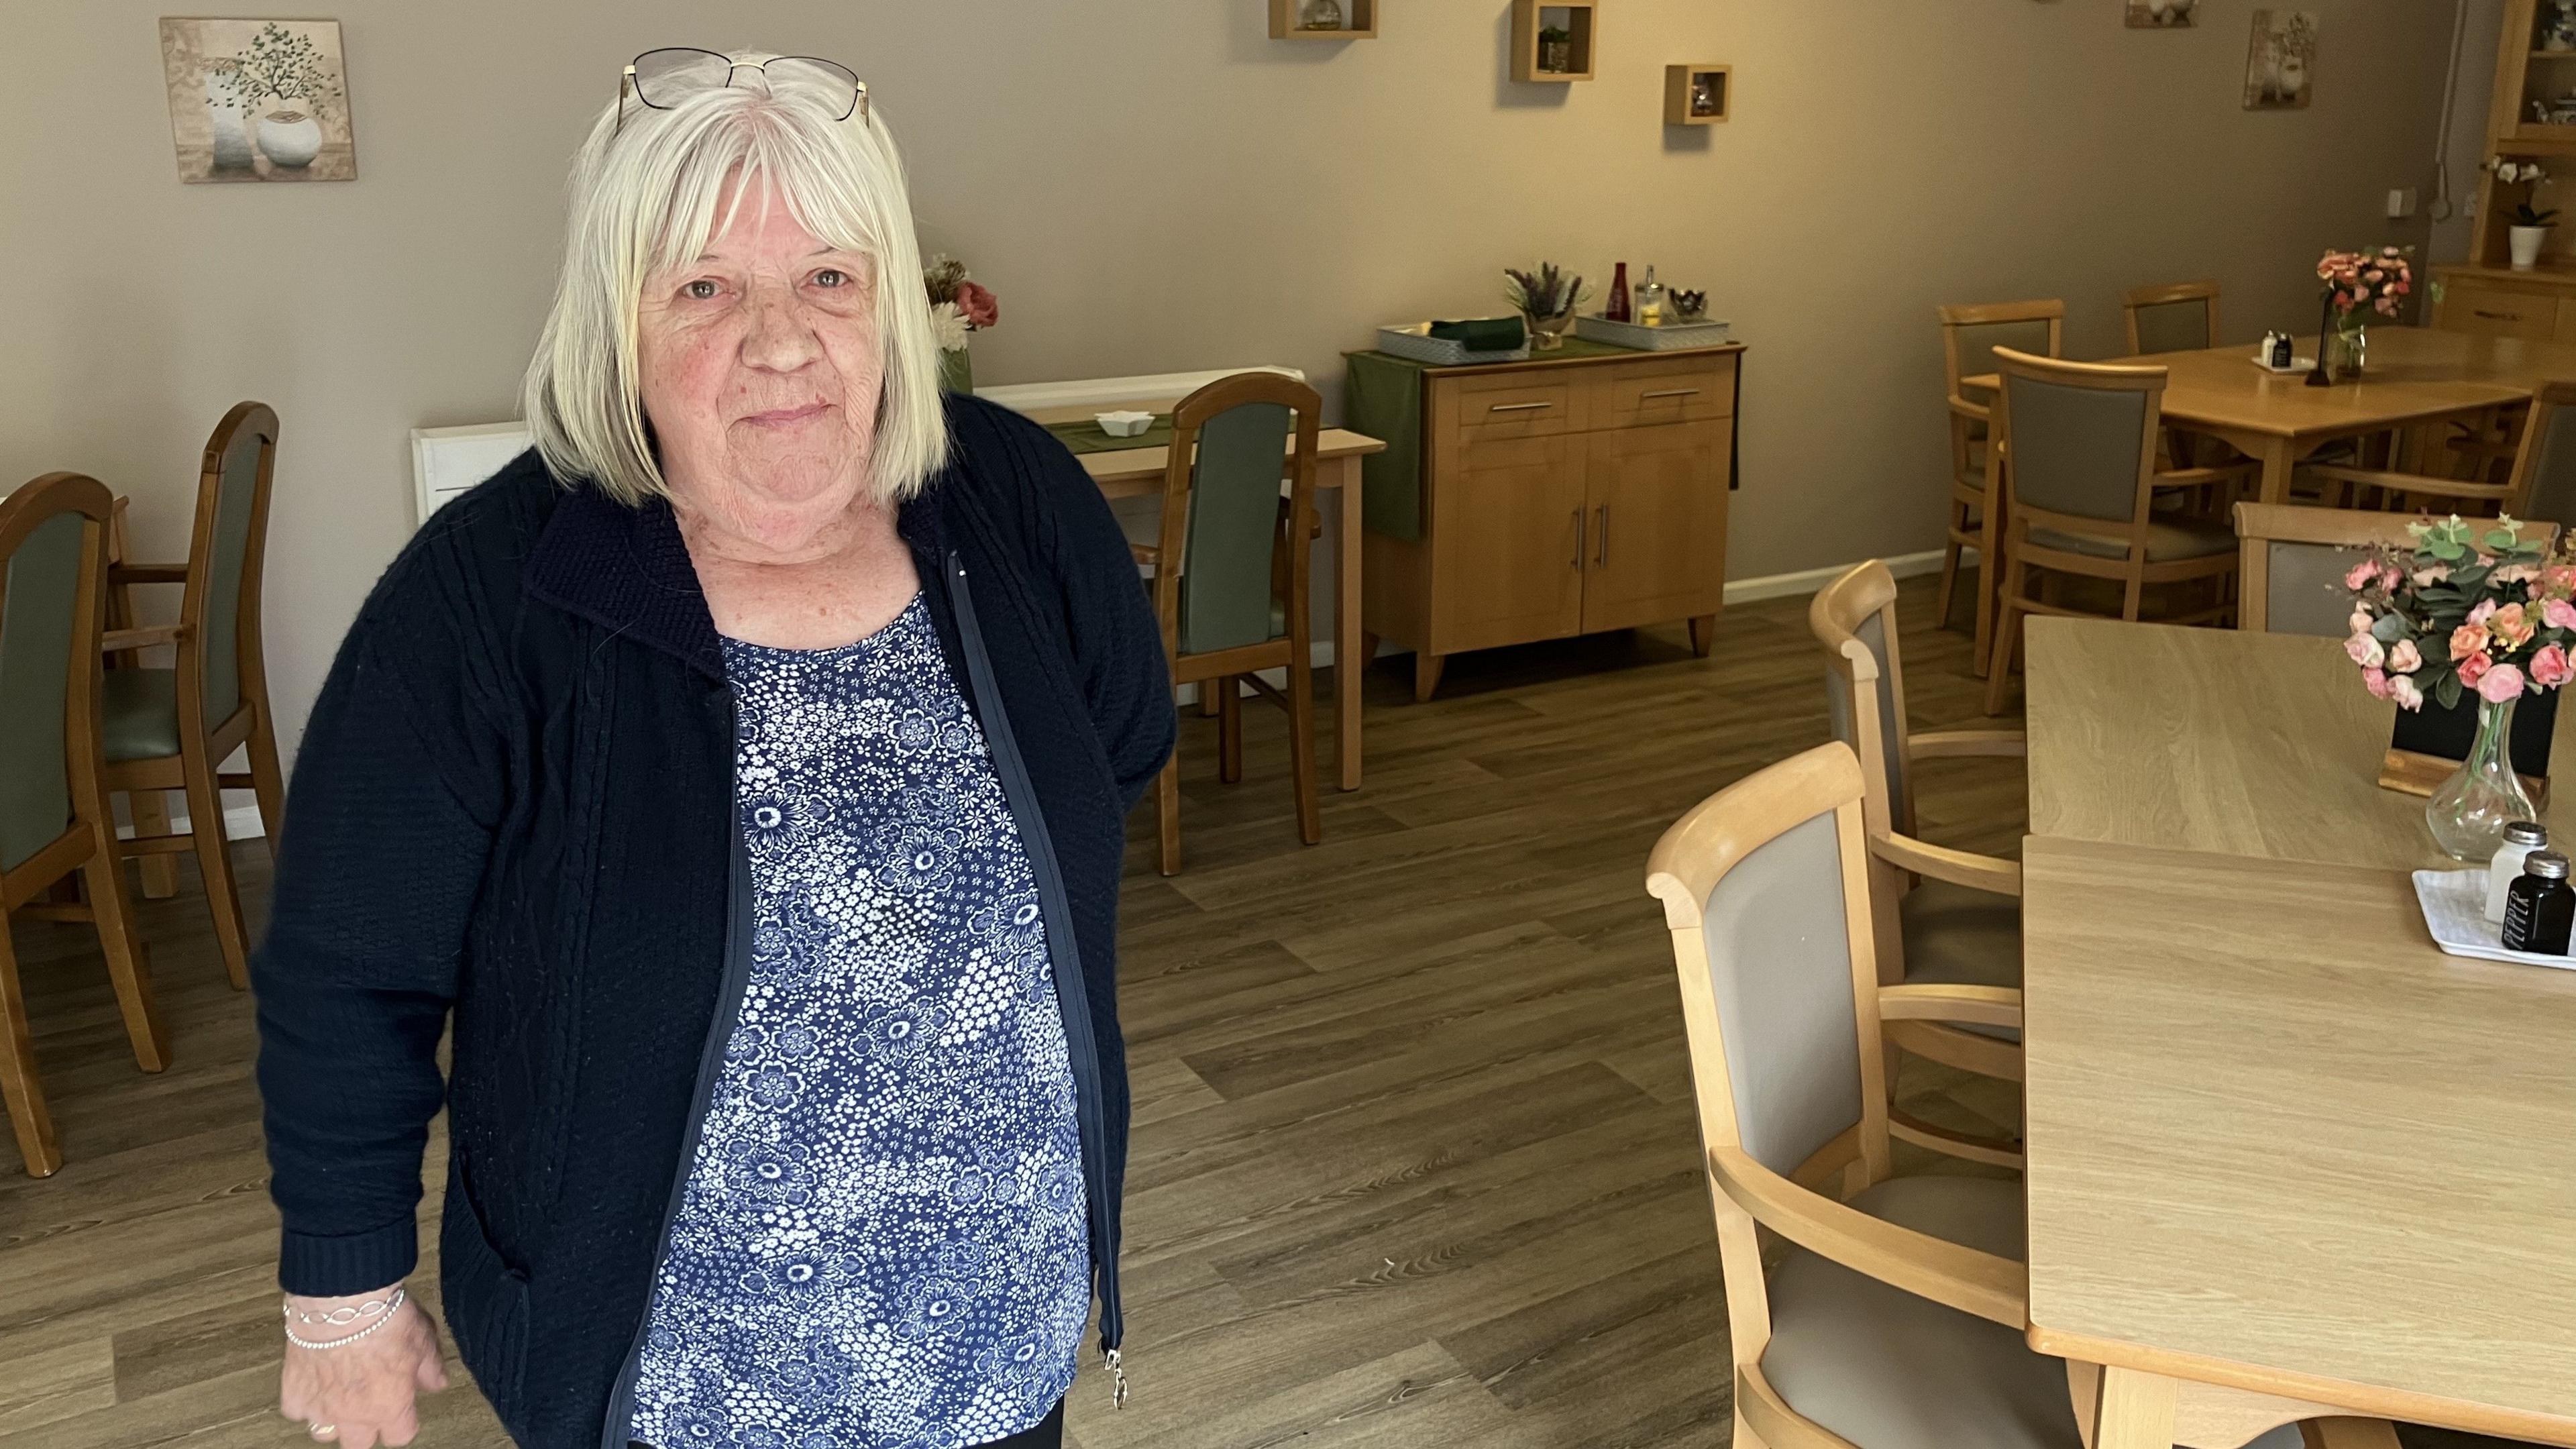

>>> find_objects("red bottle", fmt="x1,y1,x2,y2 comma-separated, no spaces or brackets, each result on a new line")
1606,262,1631,323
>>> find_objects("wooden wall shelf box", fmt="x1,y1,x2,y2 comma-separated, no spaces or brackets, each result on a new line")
1664,64,1729,125
1268,0,1377,39
1511,0,1597,82
1358,343,1741,701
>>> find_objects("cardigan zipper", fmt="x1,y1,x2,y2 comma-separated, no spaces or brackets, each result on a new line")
597,702,754,1449
942,551,1128,1406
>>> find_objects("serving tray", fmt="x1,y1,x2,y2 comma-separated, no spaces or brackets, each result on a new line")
2410,867,2576,970
1574,314,1733,351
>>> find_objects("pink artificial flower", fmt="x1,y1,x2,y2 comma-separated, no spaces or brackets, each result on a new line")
2460,651,2493,688
2479,662,2528,703
955,280,1000,331
2491,602,2536,649
2415,566,2453,587
2346,632,2386,668
2544,597,2576,632
2494,563,2541,586
2363,665,2392,700
2388,639,2423,674
2348,608,2376,637
2376,298,2399,316
2451,623,2491,661
2392,672,2426,712
2534,644,2575,689
2343,558,2381,592
2469,598,2499,625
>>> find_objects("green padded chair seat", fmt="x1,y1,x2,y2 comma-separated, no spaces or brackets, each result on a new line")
1764,1175,2300,1449
101,668,183,762
2027,514,2233,563
1898,879,2021,1044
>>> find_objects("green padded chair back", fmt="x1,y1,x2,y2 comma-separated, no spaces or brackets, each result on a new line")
194,411,272,726
2130,297,2212,356
2002,365,2155,525
1695,806,1865,1176
0,492,95,873
1177,400,1295,657
2519,398,2576,529
1948,318,2055,392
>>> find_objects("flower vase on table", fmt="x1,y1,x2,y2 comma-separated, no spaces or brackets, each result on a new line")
2324,318,2368,382
923,253,999,395
2312,245,2412,383
2341,514,2576,861
1503,262,1588,352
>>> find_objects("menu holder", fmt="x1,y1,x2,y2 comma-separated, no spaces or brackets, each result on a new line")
2379,688,2556,806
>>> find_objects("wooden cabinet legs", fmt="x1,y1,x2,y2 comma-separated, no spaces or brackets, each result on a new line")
1413,651,1446,704
1688,614,1717,657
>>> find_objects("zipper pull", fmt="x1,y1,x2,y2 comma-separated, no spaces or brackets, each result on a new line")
1106,1346,1129,1409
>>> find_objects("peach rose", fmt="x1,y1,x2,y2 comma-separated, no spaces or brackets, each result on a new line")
2479,662,2528,703
2451,624,2491,661
2491,602,2536,649
2388,639,2423,673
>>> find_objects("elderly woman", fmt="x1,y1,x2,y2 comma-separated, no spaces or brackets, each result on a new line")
255,50,1171,1449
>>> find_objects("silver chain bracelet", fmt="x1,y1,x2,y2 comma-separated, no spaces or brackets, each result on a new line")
283,1286,403,1328
283,1286,406,1350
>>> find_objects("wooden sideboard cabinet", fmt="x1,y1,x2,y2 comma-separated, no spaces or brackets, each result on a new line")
1358,343,1740,701
2431,265,2576,345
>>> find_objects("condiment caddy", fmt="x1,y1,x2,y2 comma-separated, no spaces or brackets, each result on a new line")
1578,259,1733,350
2412,818,2576,969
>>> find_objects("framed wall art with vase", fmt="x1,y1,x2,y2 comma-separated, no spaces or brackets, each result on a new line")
2125,0,2198,29
158,17,356,183
2243,9,2317,111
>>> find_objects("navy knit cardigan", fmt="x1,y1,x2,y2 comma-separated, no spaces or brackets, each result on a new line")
252,395,1173,1448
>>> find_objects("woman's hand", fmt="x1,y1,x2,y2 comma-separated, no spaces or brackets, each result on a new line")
278,1287,449,1447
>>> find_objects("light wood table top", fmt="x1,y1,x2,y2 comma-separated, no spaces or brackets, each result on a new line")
2021,834,2576,1443
1074,427,1384,499
1969,326,2576,506
2025,616,2576,872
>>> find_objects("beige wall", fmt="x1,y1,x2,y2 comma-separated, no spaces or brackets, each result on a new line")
3,1,2458,752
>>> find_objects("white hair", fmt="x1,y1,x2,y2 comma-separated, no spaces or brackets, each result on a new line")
521,54,948,508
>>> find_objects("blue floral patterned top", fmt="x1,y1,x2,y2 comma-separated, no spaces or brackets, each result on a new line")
627,595,1090,1449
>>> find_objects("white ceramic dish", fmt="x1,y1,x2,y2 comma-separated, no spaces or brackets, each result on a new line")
1095,410,1155,437
2251,353,2314,375
2410,867,2576,970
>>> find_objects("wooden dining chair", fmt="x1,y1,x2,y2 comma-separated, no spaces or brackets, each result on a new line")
1937,300,2065,668
2301,382,2576,526
1809,560,2025,1170
1,473,168,1178
2120,279,2220,356
2229,504,2563,637
1648,743,2396,1449
1137,373,1323,875
1982,350,2255,714
101,402,286,989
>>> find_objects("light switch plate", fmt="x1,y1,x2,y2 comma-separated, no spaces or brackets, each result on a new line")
2386,186,2420,218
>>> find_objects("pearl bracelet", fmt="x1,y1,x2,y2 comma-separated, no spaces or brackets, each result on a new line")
283,1286,405,1350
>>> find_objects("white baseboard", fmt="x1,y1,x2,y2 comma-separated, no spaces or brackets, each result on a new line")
115,802,267,844
1720,547,1954,605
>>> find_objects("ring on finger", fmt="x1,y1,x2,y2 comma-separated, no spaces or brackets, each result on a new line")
309,1426,335,1440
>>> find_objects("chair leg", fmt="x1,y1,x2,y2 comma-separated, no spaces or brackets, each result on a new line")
1286,652,1322,847
129,790,180,900
1155,753,1183,877
0,920,62,1178
1935,533,1963,627
1972,504,2004,678
1218,678,1244,785
180,752,252,990
81,831,169,1075
246,709,288,847
1984,557,2027,717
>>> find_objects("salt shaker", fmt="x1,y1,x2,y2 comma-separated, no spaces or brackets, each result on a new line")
2502,851,2576,955
2487,820,2550,923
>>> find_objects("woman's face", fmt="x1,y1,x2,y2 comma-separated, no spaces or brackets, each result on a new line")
637,178,884,547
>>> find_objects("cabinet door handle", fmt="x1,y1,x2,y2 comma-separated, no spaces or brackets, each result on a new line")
1596,506,1610,566
2475,309,2525,322
1489,400,1554,413
1572,508,1585,570
1640,388,1701,401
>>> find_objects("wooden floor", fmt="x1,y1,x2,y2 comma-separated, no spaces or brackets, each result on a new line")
0,576,2504,1449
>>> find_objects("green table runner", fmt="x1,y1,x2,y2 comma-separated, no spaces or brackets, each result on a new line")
1046,414,1177,455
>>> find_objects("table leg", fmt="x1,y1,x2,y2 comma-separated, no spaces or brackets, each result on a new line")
2092,1366,2179,1449
1332,457,1363,792
2253,434,2298,506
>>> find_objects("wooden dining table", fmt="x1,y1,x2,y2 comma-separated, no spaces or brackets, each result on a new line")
1014,397,1386,792
1970,326,2576,507
2021,615,2576,1448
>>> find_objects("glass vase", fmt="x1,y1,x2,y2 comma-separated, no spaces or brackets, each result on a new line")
2426,694,2539,861
2326,318,2368,381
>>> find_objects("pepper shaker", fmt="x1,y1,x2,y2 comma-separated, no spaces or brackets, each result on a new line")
2502,851,2576,955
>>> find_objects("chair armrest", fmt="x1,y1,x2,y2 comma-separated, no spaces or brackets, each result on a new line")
1879,983,2024,1032
1872,830,2022,898
1947,395,1990,425
2152,464,2257,490
1709,1146,2027,1329
2300,464,2511,501
1909,729,2027,761
1129,542,1161,566
101,626,181,651
109,564,190,585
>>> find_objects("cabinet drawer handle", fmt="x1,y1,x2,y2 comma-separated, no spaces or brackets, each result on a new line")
1572,508,1584,570
2475,309,2525,322
1640,388,1701,401
1596,506,1609,566
1489,400,1554,413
